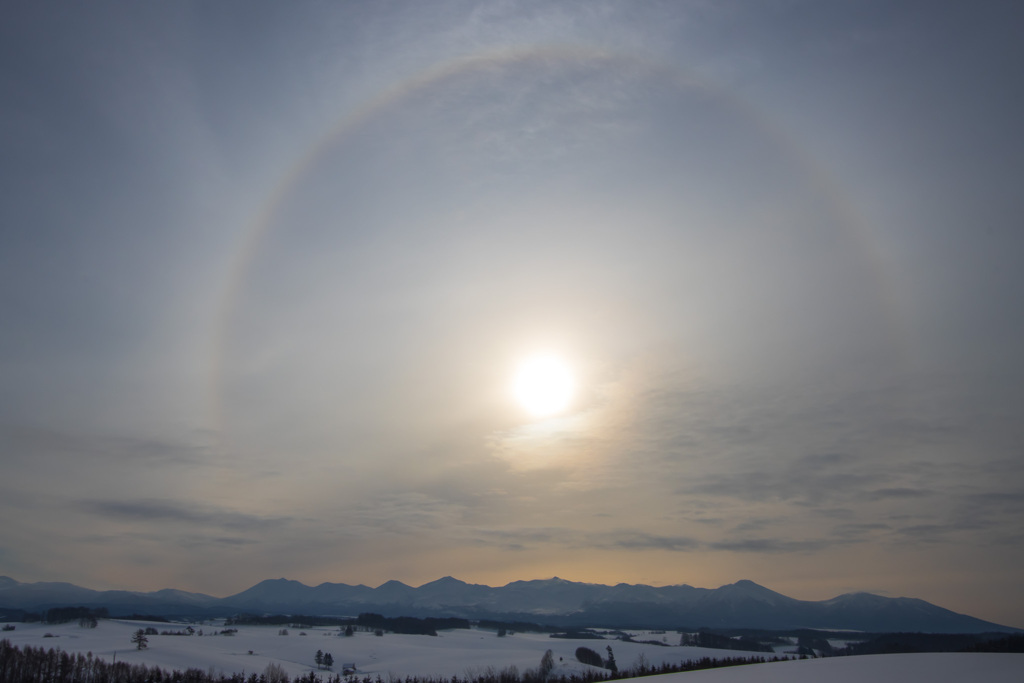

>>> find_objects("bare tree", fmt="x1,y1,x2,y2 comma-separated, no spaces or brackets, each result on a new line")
265,662,289,683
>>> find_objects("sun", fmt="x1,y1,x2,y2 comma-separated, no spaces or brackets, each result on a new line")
513,355,575,417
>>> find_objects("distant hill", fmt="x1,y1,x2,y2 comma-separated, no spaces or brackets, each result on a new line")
0,575,1018,633
0,576,223,618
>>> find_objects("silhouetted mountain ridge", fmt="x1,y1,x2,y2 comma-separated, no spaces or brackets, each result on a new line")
0,575,1018,633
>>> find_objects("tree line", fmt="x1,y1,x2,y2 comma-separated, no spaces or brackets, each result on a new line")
678,631,774,653
39,608,110,626
6,608,171,625
226,614,471,637
839,631,1024,655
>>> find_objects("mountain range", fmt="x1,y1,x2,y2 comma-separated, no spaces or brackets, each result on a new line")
1,575,1018,634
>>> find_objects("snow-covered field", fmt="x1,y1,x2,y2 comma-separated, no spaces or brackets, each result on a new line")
0,620,751,680
650,652,1024,683
1,620,1021,683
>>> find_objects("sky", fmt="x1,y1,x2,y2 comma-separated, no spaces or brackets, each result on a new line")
2,1,1023,628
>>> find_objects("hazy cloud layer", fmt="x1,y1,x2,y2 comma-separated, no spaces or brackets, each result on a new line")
2,1,1024,628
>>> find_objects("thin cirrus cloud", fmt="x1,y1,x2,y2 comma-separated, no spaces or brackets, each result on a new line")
80,500,293,534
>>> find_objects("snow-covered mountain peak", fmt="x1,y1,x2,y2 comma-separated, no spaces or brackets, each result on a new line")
423,576,469,587
823,591,890,606
719,579,780,596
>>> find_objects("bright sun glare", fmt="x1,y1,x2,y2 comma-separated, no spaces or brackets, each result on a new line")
514,355,574,417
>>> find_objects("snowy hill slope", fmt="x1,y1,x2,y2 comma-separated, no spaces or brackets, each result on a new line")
648,652,1023,683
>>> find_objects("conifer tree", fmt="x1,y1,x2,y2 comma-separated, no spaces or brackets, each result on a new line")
539,649,555,678
131,629,148,650
605,645,617,674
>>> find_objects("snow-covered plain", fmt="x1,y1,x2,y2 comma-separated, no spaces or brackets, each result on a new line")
1,620,1020,683
650,652,1023,683
0,620,749,679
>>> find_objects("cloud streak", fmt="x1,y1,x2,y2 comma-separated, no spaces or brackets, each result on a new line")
80,500,292,533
